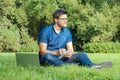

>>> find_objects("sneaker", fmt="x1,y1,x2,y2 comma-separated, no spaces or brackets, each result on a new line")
91,61,112,69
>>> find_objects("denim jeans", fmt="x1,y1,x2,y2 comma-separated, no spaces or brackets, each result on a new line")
39,52,93,67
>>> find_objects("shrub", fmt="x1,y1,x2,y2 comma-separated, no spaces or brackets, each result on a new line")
19,27,39,52
83,42,120,53
0,0,120,52
0,17,20,52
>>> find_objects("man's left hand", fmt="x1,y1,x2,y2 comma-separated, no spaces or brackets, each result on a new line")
65,53,72,58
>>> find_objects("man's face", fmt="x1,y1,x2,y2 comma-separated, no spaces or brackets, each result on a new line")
54,14,68,28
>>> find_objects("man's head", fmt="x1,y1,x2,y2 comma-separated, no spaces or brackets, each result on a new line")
53,9,68,27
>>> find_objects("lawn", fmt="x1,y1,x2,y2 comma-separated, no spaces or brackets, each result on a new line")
0,53,120,80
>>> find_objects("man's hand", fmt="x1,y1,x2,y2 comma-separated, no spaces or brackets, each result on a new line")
57,48,66,56
64,53,72,58
58,50,73,59
64,50,73,58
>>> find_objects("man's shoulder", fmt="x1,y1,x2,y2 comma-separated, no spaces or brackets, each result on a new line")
63,27,71,33
40,24,53,32
43,24,53,30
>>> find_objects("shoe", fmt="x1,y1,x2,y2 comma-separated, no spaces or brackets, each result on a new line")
91,61,112,69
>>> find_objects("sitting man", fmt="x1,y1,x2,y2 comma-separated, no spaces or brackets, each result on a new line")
38,9,112,69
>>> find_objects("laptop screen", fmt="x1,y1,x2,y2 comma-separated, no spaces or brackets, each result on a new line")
16,53,40,66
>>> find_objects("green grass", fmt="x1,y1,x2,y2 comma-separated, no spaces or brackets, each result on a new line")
0,53,120,80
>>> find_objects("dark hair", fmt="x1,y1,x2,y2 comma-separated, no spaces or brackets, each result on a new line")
53,9,67,19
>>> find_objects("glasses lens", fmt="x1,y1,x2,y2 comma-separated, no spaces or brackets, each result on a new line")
58,18,67,20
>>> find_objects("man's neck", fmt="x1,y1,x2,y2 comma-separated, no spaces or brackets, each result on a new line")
54,24,62,34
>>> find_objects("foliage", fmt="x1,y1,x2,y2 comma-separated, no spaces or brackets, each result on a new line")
0,0,120,52
0,0,38,52
14,8,28,26
83,42,120,53
19,27,39,52
69,2,120,50
0,17,20,52
0,0,16,16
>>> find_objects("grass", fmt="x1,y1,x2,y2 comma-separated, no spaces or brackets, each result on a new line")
0,53,120,80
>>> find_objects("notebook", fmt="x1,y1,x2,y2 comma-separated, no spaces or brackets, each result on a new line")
16,53,40,66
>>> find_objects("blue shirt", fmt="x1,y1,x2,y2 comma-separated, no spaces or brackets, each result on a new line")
38,24,72,51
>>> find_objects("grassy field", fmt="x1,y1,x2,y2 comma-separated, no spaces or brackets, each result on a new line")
0,53,120,80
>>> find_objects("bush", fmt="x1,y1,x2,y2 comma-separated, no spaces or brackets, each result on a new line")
68,2,120,50
19,41,39,52
19,27,39,52
0,17,20,52
83,42,120,53
0,17,39,52
0,0,120,52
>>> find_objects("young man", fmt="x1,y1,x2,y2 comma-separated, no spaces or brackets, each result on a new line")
38,9,112,69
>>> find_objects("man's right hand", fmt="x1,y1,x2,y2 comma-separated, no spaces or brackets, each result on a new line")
57,48,66,56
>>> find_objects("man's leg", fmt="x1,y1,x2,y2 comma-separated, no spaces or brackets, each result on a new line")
40,53,67,66
66,52,94,67
66,52,112,69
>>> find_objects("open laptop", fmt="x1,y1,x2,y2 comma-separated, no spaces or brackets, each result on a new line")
16,53,40,66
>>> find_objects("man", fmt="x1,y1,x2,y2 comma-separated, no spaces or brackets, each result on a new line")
38,9,112,69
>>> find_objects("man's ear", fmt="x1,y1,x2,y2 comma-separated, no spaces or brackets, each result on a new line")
54,18,58,23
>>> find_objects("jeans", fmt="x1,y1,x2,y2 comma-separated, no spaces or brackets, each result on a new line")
39,52,93,67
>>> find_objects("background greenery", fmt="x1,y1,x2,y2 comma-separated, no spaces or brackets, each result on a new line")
0,0,120,53
0,53,120,80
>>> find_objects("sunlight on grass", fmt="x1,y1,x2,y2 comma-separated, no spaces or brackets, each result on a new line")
0,53,120,80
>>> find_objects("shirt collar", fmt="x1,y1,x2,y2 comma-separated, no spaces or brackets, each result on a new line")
52,24,65,34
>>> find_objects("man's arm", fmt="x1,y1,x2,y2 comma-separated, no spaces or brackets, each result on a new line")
66,42,74,52
39,42,68,56
65,42,74,58
39,42,58,55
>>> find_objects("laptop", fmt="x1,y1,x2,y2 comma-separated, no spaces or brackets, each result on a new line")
16,53,40,66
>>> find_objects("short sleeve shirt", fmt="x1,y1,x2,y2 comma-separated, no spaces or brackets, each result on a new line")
38,24,72,51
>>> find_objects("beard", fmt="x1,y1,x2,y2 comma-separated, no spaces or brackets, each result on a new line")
57,22,67,28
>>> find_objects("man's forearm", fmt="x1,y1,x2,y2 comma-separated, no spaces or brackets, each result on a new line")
40,50,58,55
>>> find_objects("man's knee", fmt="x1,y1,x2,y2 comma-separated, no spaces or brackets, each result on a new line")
78,52,88,58
42,53,54,60
40,53,55,65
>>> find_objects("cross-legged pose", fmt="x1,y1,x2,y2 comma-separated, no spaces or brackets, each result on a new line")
38,9,112,69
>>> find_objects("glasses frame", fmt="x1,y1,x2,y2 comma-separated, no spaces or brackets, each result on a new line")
57,18,68,20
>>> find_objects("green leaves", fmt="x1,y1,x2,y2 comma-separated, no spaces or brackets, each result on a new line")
83,42,120,53
0,17,20,52
0,0,16,16
0,0,120,52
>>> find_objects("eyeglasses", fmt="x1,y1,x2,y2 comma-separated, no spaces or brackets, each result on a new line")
57,18,68,20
